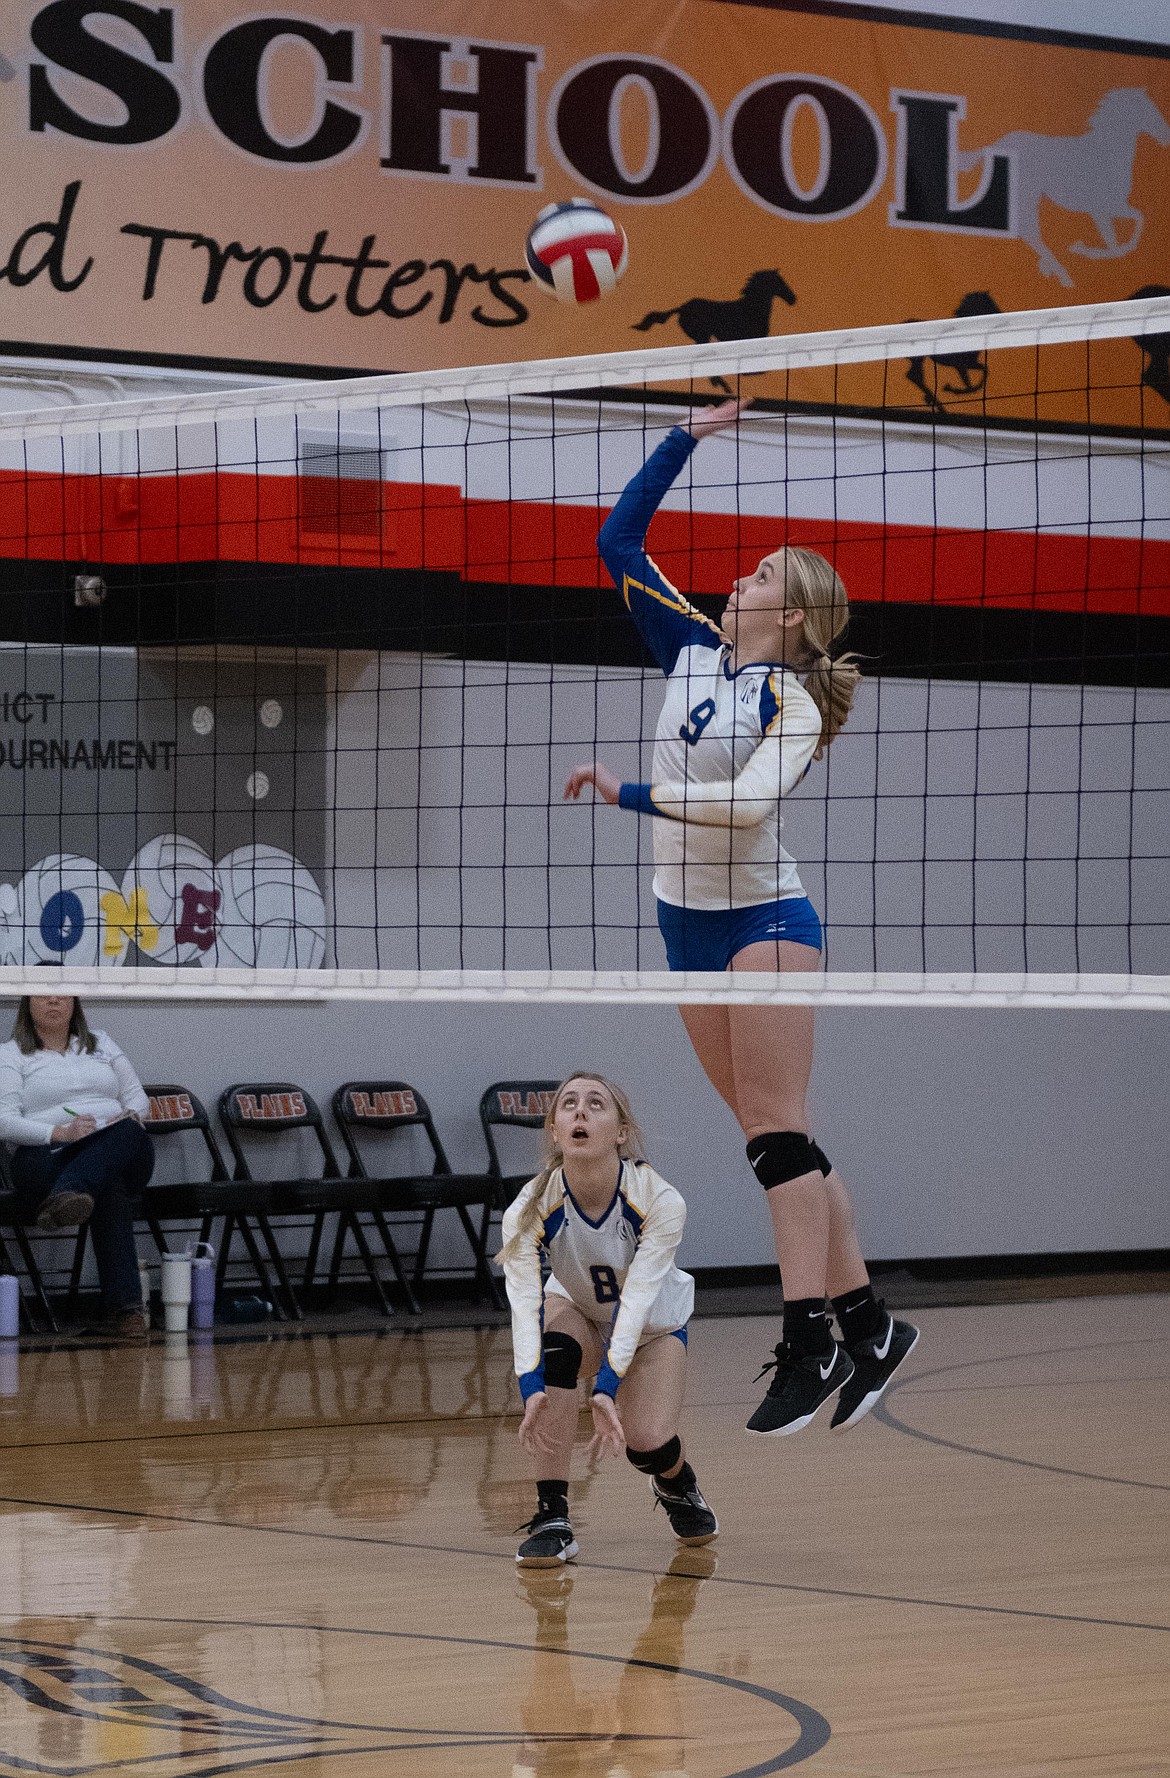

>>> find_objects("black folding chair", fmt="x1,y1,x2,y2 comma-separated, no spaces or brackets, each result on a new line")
0,1149,59,1332
217,1082,345,1320
479,1079,561,1207
332,1080,506,1311
62,1085,288,1319
141,1084,288,1303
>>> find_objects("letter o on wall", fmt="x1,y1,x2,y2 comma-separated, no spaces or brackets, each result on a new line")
724,75,887,220
39,889,85,953
549,54,719,203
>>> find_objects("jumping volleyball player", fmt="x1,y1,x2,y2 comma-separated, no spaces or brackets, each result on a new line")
499,1072,717,1567
565,400,918,1437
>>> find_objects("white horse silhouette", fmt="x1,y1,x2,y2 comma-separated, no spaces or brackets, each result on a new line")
958,88,1170,286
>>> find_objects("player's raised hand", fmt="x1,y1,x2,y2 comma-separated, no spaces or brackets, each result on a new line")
564,762,622,805
517,1391,558,1455
685,397,749,440
587,1392,626,1460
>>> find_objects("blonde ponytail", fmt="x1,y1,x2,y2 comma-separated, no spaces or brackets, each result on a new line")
496,1071,646,1269
496,1164,558,1269
763,545,861,757
802,648,863,759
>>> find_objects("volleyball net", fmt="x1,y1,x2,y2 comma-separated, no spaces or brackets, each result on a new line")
0,294,1167,1007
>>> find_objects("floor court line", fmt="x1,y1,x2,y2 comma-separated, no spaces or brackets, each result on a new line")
0,1618,836,1775
7,1332,1165,1504
3,1330,1162,1457
873,1344,1170,1490
0,1491,1165,1638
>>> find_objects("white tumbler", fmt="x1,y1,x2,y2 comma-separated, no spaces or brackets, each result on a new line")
162,1330,193,1419
160,1252,192,1334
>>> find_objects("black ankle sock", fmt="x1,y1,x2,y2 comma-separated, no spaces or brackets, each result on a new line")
537,1480,569,1519
655,1459,695,1495
782,1297,834,1357
832,1285,884,1344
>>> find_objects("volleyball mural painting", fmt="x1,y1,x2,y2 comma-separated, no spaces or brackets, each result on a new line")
0,840,327,969
0,656,329,969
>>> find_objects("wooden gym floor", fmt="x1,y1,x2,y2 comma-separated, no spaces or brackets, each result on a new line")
0,1292,1165,1777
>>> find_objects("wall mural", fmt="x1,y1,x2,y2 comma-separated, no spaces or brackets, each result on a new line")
0,837,326,968
0,653,328,968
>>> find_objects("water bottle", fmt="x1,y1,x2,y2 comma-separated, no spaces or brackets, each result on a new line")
0,1274,19,1340
222,1294,273,1324
190,1243,216,1330
160,1252,192,1335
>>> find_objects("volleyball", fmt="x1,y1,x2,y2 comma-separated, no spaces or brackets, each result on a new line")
123,833,219,965
203,843,327,969
17,853,120,966
0,882,18,967
525,199,628,305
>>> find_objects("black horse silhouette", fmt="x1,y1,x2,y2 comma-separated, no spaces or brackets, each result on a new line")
633,269,797,342
905,292,1002,410
632,270,797,392
1129,285,1170,405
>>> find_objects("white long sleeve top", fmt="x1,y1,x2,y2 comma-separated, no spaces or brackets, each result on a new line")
601,426,824,908
0,1033,150,1147
500,1159,694,1400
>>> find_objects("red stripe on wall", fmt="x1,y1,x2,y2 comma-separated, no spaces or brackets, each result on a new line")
1,469,1166,616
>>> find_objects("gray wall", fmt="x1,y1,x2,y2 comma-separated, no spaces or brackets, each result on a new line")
5,644,1167,1268
40,994,1168,1267
331,655,1170,975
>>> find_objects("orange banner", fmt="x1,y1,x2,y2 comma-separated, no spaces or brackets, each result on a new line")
1,2,1169,424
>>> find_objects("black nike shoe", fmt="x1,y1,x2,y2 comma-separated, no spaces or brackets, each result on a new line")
516,1509,578,1568
746,1340,854,1435
831,1315,920,1431
650,1468,719,1545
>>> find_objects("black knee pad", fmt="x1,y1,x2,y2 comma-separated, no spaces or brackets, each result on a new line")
542,1330,583,1390
746,1131,820,1192
809,1140,832,1178
626,1434,682,1476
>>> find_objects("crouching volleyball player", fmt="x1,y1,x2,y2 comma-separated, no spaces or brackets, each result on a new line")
499,1072,717,1567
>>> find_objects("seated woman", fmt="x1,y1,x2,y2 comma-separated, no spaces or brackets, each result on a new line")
0,993,154,1340
499,1071,717,1567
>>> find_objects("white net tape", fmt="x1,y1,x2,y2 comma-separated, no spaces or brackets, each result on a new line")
1,296,1168,1007
1,965,1168,1009
0,293,1168,440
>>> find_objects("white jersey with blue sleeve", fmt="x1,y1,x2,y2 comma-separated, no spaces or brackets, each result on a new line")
501,1159,694,1401
599,427,824,910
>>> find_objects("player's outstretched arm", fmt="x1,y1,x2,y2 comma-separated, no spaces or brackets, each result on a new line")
566,692,821,827
597,427,725,676
682,396,749,441
564,762,621,805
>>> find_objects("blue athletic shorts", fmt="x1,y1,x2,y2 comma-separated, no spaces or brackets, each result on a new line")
656,895,823,972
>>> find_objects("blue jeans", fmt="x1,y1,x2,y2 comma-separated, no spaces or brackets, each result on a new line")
11,1120,155,1313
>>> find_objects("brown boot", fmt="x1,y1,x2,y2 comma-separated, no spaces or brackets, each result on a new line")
104,1308,149,1342
35,1189,94,1231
